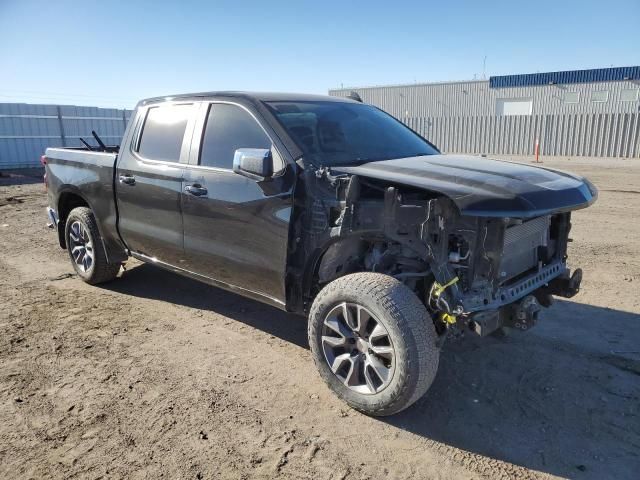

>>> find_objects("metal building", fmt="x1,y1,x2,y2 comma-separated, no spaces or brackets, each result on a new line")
330,66,640,158
0,103,132,170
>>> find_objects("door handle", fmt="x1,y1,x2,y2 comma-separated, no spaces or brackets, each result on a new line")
184,184,208,196
118,174,136,185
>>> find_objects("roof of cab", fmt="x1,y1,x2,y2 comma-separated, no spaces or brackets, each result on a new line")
139,91,357,106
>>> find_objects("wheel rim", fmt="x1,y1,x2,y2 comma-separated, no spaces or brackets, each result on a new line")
68,221,94,273
321,302,395,395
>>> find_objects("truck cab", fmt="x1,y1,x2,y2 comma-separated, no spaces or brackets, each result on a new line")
115,95,297,307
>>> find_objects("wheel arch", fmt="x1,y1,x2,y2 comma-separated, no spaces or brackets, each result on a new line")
56,187,91,248
299,223,447,314
56,188,115,265
301,233,431,311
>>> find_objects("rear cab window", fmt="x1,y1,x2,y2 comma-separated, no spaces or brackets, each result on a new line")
136,104,193,162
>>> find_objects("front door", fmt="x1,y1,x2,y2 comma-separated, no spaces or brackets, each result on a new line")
181,101,293,304
116,102,196,265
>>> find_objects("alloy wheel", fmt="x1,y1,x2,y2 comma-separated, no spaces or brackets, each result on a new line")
321,302,396,394
68,221,94,273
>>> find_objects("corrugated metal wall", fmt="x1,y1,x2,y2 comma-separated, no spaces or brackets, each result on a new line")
402,112,640,158
3,93,638,168
0,103,132,169
330,78,640,158
330,80,640,118
490,66,640,88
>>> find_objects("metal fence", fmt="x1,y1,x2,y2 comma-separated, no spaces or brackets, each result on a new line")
2,103,638,169
0,103,132,169
403,112,640,158
330,80,640,117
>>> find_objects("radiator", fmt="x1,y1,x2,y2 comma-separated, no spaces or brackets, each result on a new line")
499,216,550,281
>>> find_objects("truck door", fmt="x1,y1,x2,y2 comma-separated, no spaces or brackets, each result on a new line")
116,102,196,265
181,101,294,306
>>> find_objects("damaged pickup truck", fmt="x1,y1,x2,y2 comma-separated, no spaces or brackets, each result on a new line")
43,92,597,416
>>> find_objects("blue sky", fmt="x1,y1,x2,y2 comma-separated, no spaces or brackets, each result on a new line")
1,0,638,108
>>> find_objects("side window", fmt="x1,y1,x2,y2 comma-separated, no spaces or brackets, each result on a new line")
563,91,580,104
137,104,191,162
590,90,609,103
200,103,272,169
620,89,639,102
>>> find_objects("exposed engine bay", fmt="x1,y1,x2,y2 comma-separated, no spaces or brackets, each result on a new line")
288,165,584,340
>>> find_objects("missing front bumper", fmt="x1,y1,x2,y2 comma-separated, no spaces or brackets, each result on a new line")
467,267,583,337
470,294,543,336
461,260,568,313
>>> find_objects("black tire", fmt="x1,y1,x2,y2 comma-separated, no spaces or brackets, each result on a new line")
64,207,120,285
308,272,439,416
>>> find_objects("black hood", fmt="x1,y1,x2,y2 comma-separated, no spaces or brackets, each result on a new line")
334,154,597,218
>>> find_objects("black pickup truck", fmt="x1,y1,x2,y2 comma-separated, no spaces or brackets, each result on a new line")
44,92,596,416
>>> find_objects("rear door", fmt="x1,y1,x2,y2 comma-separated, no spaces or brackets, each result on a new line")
116,102,196,265
181,101,294,305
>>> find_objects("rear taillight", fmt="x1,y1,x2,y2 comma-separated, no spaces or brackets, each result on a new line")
41,155,48,189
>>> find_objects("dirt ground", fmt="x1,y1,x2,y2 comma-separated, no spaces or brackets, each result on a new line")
1,157,639,480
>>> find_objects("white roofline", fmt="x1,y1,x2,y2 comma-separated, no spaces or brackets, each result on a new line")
329,78,489,92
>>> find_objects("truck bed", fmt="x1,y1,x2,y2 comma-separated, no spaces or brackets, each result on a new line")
44,147,126,264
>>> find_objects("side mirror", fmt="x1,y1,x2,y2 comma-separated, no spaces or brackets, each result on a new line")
233,148,273,181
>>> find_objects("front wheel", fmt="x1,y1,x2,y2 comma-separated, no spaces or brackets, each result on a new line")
64,207,120,284
308,272,440,416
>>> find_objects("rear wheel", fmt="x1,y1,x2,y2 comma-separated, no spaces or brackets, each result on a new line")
308,272,439,416
65,207,120,284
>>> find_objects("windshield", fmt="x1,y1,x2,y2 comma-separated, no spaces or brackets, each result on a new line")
265,101,439,166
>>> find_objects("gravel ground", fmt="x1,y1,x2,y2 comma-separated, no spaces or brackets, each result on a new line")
0,157,638,480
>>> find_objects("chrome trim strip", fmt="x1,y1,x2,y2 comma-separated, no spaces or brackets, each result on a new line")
183,163,236,174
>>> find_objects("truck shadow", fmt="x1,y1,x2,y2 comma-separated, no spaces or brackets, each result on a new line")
104,262,640,480
389,302,640,480
107,261,309,349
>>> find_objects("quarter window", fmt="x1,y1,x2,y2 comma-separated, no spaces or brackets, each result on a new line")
200,104,272,169
137,104,192,162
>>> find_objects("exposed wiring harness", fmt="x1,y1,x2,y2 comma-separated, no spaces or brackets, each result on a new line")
429,276,460,324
